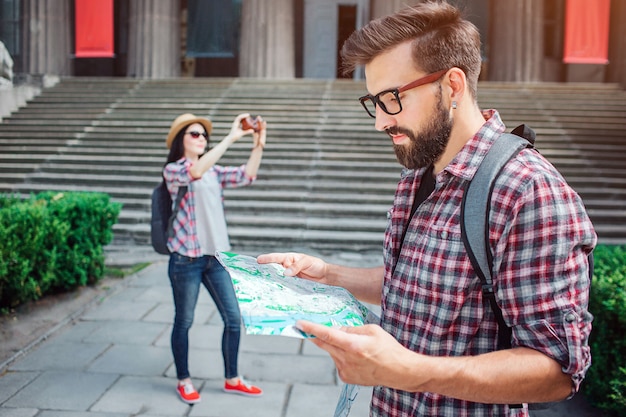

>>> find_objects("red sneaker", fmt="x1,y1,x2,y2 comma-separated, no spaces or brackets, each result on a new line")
177,381,201,404
223,377,263,397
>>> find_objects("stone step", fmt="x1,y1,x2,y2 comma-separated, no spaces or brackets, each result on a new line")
1,77,625,251
111,222,626,254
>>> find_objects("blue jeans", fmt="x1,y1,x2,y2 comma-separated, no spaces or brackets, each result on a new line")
168,253,241,380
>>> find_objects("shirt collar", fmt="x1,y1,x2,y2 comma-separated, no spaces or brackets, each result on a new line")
443,109,506,182
176,156,192,166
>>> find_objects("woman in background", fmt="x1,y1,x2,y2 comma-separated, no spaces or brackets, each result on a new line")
163,112,265,404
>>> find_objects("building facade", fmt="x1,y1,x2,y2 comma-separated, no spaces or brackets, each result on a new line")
1,0,624,86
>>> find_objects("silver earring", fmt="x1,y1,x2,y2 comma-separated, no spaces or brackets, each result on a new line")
452,101,457,109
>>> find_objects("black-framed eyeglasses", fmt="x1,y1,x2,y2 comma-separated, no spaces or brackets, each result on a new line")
358,69,449,118
186,131,208,139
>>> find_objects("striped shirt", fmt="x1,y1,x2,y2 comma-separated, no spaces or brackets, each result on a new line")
163,158,254,258
371,110,597,417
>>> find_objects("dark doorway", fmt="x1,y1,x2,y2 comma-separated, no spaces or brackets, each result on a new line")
194,57,239,77
543,0,565,81
337,5,356,79
186,0,242,77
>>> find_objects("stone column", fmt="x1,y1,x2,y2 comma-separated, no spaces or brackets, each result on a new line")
488,0,543,81
607,0,626,88
239,0,295,78
371,0,407,19
127,0,180,78
20,0,72,76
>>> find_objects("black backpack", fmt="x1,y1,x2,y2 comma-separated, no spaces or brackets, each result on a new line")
461,124,536,352
150,180,187,255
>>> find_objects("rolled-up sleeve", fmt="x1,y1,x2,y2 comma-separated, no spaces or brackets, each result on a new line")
215,164,254,189
163,159,194,188
492,151,596,396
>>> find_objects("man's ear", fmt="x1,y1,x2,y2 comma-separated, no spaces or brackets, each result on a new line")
445,67,466,105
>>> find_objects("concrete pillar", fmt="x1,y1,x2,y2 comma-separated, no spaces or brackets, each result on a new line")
21,0,72,76
127,0,180,78
607,0,626,88
239,0,295,78
371,0,406,19
488,0,543,81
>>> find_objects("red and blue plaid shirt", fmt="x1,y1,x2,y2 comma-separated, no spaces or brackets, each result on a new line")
372,110,597,417
163,158,254,258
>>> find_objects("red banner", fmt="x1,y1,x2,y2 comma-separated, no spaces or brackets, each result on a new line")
74,0,114,58
563,0,610,64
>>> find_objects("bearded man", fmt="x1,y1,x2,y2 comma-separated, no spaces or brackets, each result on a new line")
258,2,596,416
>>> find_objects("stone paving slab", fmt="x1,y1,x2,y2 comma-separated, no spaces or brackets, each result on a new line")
187,381,287,417
89,376,191,416
239,351,337,385
80,299,158,322
38,411,127,417
8,340,108,372
0,372,38,405
0,408,38,417
163,348,228,380
87,344,172,376
80,321,168,346
0,258,604,417
288,384,373,417
3,370,118,411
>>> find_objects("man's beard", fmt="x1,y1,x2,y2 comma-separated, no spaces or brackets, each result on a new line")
387,97,453,170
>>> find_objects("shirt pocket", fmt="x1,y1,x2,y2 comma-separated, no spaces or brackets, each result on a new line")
411,219,474,293
394,218,478,310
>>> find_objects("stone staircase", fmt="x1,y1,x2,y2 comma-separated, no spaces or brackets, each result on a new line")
0,77,624,257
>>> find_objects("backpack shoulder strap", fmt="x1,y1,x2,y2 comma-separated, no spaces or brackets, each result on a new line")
460,126,534,350
166,184,188,239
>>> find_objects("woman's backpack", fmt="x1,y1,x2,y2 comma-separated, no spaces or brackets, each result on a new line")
150,181,187,254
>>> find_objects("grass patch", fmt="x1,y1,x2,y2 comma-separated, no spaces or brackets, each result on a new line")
104,262,152,279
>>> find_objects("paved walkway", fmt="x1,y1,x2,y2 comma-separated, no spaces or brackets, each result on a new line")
0,248,601,417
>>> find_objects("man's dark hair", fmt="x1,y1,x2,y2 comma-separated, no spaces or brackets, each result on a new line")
340,1,482,99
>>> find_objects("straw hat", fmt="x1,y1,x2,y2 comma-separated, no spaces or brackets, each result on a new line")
166,113,213,149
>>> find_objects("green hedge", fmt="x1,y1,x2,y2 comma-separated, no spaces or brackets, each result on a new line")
583,244,626,416
0,191,121,310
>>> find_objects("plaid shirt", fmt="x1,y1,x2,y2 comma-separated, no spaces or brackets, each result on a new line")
372,110,597,417
163,158,254,258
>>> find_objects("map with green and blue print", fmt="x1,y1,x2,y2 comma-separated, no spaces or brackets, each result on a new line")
216,251,370,338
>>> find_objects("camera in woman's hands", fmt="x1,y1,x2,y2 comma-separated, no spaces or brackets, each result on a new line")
241,115,262,132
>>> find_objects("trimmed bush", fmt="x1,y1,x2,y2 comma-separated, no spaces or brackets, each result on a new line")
583,245,626,416
0,192,121,310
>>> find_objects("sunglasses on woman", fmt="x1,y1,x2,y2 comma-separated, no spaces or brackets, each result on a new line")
186,131,208,139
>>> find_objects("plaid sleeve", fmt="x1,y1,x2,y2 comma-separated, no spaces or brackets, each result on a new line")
163,160,194,188
490,149,596,395
214,164,254,189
